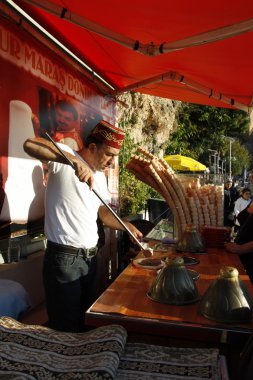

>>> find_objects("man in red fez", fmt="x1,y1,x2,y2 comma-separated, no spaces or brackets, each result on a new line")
91,120,125,149
24,119,142,332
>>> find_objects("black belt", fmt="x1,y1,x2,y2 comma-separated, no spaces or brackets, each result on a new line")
47,240,98,259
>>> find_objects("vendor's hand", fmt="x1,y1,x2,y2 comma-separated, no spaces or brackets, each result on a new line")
72,159,94,189
124,222,143,243
225,242,241,254
123,222,154,257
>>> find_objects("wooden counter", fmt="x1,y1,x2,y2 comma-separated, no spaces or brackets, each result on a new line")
86,247,253,345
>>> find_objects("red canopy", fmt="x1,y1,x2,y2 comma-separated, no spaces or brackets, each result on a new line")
9,0,253,111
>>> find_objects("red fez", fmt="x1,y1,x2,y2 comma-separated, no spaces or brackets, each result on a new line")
91,120,125,149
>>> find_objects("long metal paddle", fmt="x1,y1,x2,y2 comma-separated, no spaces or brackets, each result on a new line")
43,131,146,252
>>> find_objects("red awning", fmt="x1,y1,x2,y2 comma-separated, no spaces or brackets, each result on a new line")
9,0,253,111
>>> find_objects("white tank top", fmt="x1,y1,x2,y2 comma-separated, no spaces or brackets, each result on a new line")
44,144,109,249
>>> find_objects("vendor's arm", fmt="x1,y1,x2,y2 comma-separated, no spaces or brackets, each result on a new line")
225,241,253,255
237,201,253,225
23,137,93,187
98,205,143,240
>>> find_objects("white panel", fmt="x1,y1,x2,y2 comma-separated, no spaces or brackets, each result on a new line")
0,100,45,223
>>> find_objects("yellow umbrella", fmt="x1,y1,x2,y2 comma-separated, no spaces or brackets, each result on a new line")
164,154,206,172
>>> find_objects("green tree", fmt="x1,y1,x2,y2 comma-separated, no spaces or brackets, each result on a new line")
223,139,251,176
166,104,252,173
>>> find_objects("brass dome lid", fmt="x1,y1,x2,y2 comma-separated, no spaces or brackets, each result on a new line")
147,257,199,305
199,266,253,323
176,224,206,254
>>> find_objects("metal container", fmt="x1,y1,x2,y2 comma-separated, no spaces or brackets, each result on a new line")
147,257,199,305
176,224,206,253
199,266,253,323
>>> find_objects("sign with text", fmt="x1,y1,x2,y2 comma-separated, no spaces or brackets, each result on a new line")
0,16,118,235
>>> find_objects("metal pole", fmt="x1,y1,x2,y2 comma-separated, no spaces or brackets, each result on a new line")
229,138,232,179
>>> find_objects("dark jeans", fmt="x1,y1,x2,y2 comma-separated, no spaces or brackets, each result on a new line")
43,246,97,332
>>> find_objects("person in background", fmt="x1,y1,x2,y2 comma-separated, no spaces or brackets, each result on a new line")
23,120,143,332
225,201,253,282
234,187,252,233
51,99,83,151
223,178,239,227
225,170,253,282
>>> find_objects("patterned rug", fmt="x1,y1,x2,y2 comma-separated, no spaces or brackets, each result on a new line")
0,317,127,379
0,317,223,379
116,343,221,379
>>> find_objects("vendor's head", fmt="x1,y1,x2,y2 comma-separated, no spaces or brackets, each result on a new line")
83,120,125,171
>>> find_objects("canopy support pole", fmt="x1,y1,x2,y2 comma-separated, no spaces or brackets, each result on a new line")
114,71,251,113
18,0,253,56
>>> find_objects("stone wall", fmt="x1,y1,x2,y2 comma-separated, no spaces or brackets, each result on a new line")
117,92,181,157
